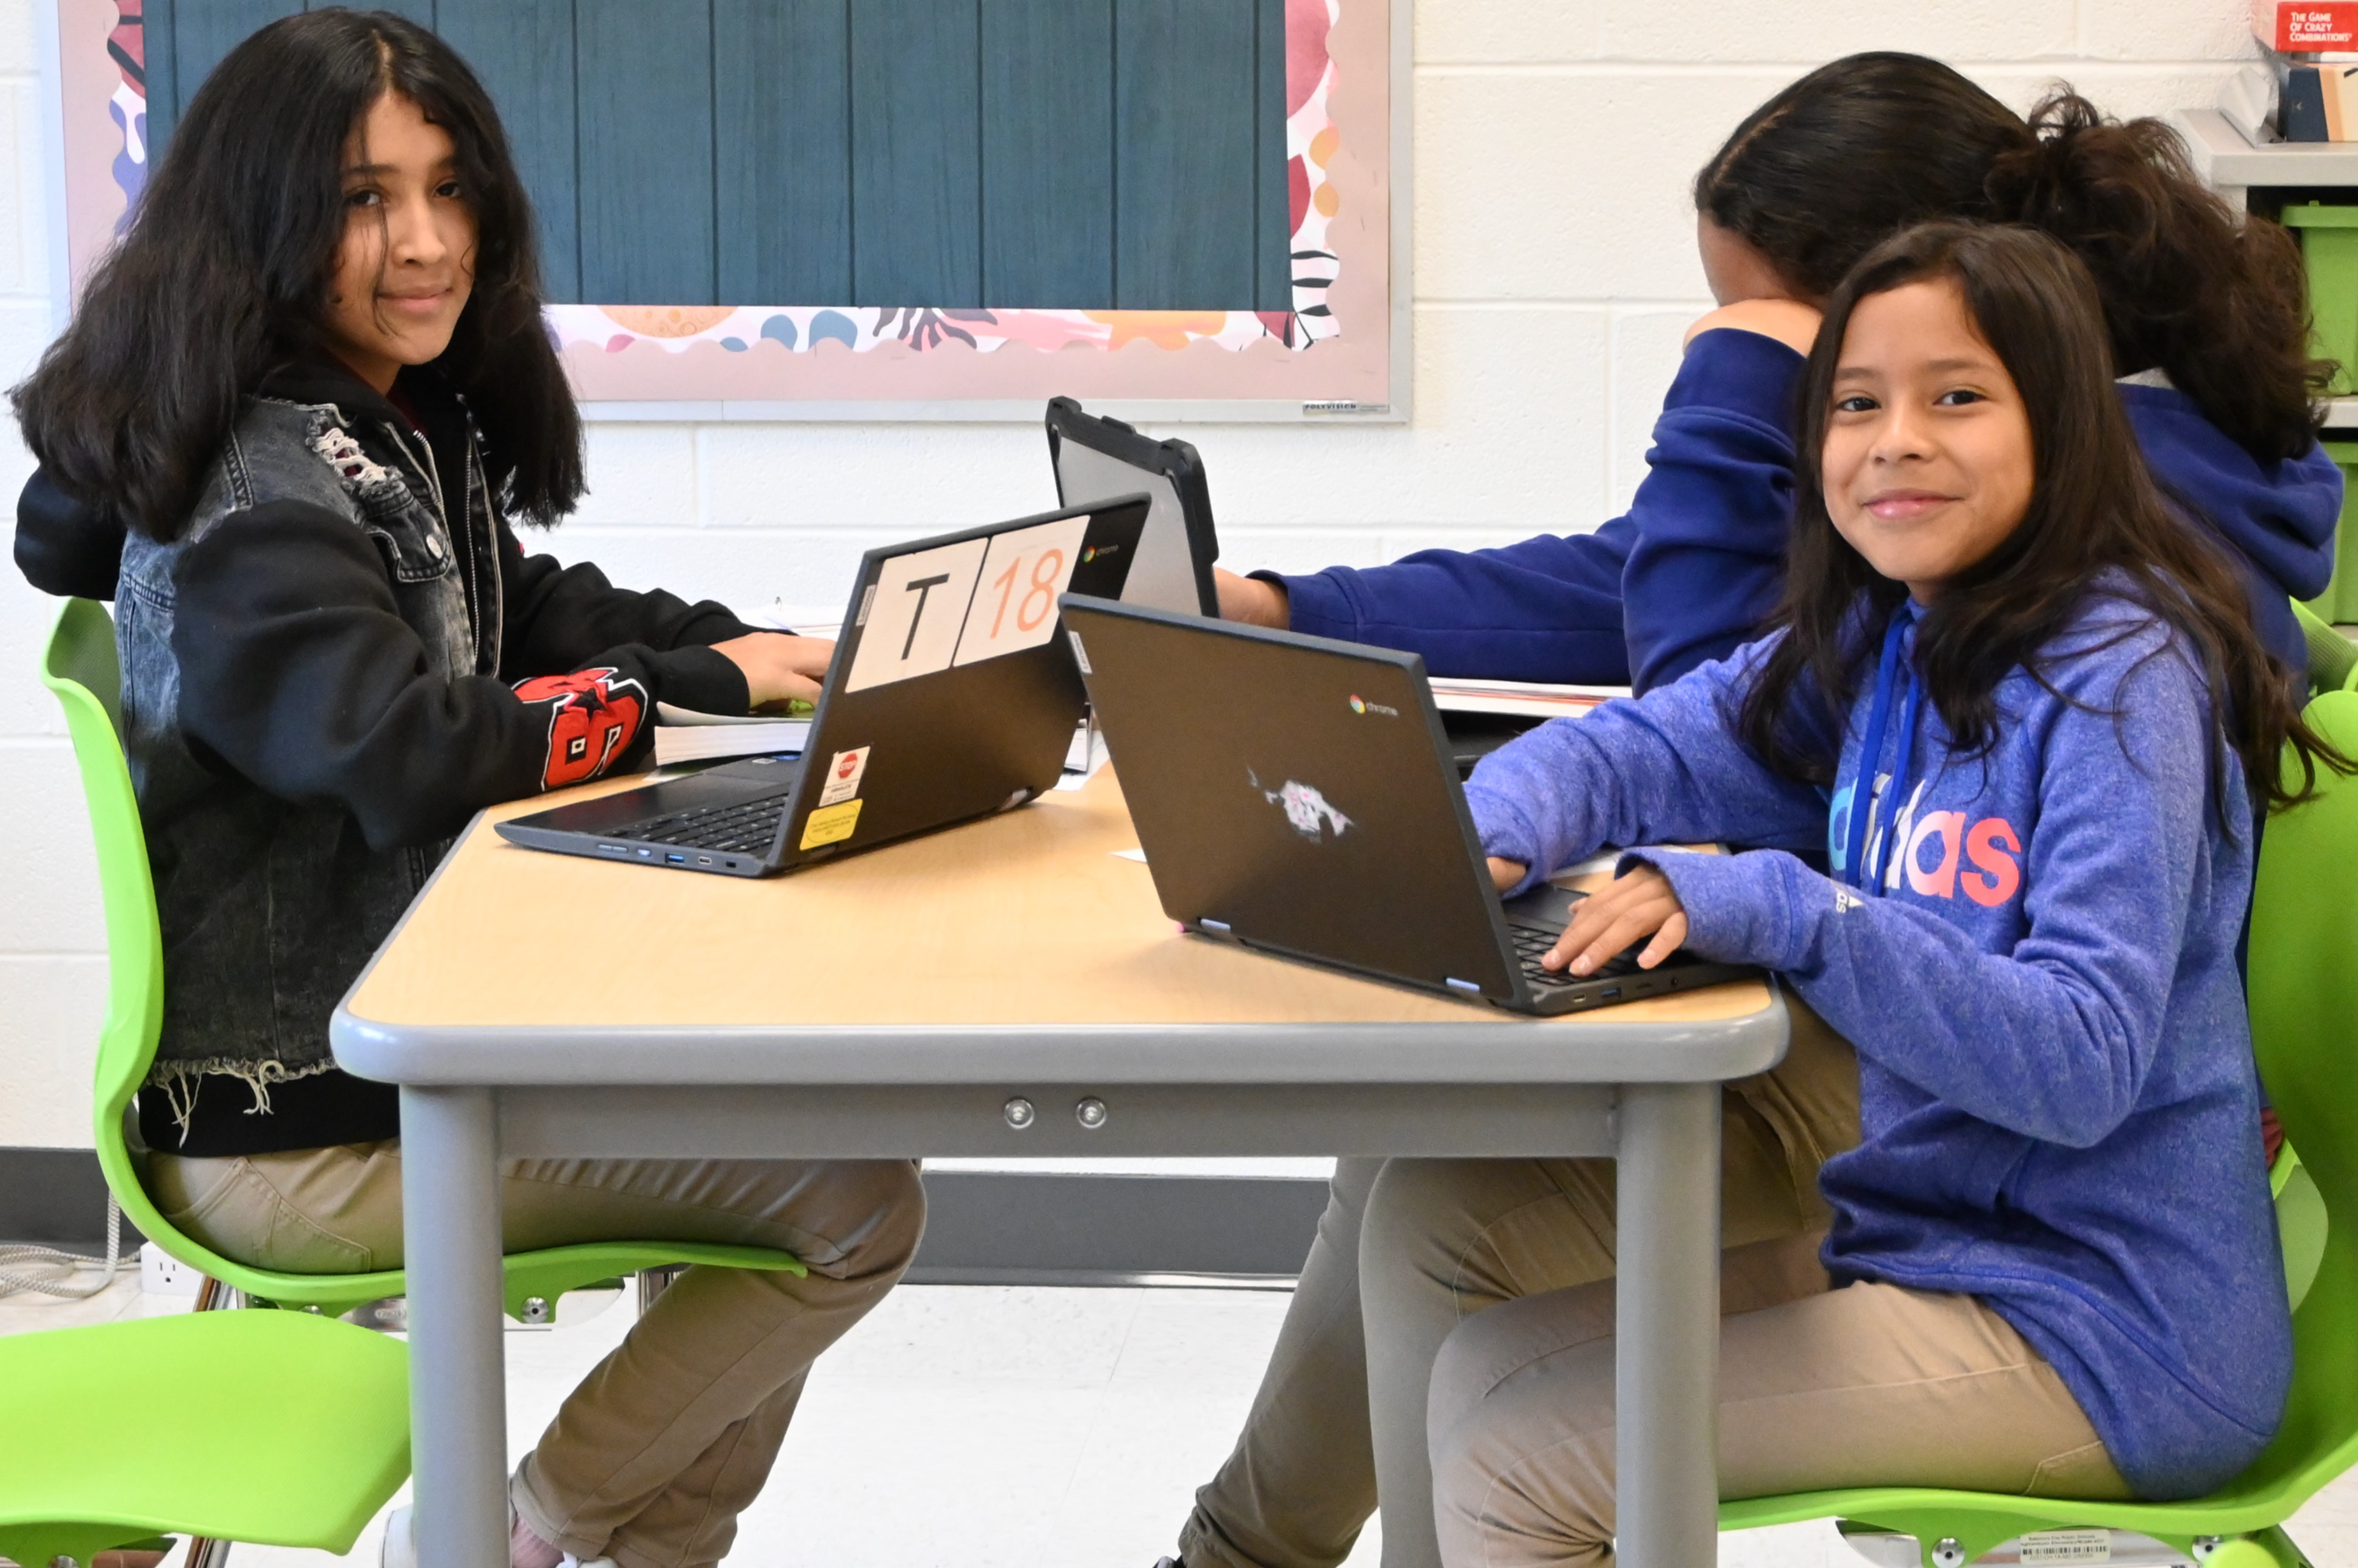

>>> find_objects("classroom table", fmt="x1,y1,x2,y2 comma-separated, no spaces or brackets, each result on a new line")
330,768,1788,1568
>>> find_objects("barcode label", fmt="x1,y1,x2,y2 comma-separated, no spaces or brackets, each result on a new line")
2019,1530,2110,1564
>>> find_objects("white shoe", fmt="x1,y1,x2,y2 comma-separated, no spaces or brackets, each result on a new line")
381,1505,414,1568
381,1504,617,1568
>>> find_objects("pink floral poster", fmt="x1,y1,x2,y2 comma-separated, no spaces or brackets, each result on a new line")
58,0,1401,416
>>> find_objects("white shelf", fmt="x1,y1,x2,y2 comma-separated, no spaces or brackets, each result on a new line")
2175,108,2358,191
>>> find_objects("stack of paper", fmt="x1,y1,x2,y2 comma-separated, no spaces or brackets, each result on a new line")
1429,679,1627,720
652,702,812,766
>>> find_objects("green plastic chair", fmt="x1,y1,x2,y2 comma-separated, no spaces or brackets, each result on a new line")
1721,688,2358,1567
0,1308,409,1568
2292,599,2358,696
39,597,805,1322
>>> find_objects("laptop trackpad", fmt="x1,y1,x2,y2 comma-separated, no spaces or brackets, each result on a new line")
1501,882,1585,933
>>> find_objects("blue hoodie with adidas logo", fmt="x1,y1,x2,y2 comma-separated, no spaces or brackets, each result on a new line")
1464,584,2291,1499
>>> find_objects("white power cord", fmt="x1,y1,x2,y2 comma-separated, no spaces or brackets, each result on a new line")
0,1191,124,1299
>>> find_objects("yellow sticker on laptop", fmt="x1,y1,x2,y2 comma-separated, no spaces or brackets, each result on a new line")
799,799,863,850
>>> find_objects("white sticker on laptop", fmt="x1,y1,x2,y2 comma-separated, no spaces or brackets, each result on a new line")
844,538,988,693
953,514,1091,667
817,745,870,807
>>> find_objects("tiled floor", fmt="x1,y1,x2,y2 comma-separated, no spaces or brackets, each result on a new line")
3,1270,2353,1568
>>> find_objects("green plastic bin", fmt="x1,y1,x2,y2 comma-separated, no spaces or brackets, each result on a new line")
2313,441,2358,626
2284,202,2358,398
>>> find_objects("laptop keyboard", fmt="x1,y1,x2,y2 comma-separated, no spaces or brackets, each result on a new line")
606,790,795,855
1509,924,1641,989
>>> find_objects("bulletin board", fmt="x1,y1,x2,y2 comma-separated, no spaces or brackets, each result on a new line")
51,0,1410,422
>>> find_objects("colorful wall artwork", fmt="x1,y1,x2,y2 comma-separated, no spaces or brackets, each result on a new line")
57,0,1401,415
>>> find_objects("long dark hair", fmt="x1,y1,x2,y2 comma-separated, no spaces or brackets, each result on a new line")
1737,222,2341,816
14,8,583,541
1697,54,2326,463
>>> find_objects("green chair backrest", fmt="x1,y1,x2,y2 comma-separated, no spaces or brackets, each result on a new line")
37,599,193,1276
40,600,804,1318
2292,600,2358,695
2237,686,2358,1500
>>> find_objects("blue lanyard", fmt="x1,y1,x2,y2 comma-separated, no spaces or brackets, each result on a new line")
1842,611,1919,892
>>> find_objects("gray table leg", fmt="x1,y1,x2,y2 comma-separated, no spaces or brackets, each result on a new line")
1614,1082,1723,1568
402,1085,509,1568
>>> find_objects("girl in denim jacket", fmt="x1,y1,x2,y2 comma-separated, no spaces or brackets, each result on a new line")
13,14,919,1567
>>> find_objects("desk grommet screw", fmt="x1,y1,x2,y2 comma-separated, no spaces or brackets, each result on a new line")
1930,1540,1965,1568
1075,1097,1109,1131
1003,1097,1036,1130
520,1296,551,1325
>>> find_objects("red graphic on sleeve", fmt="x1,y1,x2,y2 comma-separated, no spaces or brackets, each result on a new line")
514,668,647,789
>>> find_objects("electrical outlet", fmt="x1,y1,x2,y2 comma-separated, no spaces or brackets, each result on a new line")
139,1241,200,1296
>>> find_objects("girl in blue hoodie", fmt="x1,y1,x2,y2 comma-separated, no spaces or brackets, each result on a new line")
1210,57,2340,696
1420,220,2340,1562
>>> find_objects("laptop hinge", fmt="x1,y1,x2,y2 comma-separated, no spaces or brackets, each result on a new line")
1444,977,1485,997
1197,918,1241,943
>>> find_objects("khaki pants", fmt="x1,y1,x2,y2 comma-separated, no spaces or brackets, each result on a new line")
147,1143,924,1568
1181,999,1863,1568
1427,1229,2128,1567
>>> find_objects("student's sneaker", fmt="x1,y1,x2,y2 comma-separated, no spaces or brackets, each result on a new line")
379,1505,614,1568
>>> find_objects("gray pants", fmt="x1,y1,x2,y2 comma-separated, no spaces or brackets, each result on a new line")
148,1142,924,1568
1178,999,1863,1568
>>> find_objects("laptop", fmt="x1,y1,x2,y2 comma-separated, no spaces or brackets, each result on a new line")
496,499,1149,877
1046,397,1220,615
1046,395,1546,772
1057,596,1757,1015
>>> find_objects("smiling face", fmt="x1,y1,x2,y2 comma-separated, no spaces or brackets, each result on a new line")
1821,278,2035,604
321,90,477,393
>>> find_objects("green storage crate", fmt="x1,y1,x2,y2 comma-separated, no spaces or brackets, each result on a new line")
2284,202,2358,398
2285,207,2358,623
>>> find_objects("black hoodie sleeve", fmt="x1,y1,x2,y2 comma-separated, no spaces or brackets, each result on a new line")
14,467,125,600
498,519,764,682
172,502,751,850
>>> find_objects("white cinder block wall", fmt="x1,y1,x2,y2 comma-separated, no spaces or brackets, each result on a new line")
0,0,2259,1148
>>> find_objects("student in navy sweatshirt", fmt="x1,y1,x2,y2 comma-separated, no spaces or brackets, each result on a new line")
1211,56,2340,696
1419,222,2335,1562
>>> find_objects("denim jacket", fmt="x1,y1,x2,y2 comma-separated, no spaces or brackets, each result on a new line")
89,359,754,1150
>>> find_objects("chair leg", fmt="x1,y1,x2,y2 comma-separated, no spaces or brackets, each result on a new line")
181,1536,232,1568
637,1266,682,1313
189,1275,241,1312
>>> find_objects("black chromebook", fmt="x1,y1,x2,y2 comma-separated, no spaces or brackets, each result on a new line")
1058,597,1756,1015
497,499,1148,877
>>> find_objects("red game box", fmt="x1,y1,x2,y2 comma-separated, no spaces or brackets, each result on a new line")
2257,1,2358,51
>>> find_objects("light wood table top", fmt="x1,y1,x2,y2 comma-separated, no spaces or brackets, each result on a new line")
334,769,1780,1089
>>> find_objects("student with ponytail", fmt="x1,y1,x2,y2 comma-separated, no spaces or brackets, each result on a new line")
1211,55,2340,700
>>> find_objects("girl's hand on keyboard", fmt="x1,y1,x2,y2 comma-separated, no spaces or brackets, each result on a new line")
713,632,835,708
1548,866,1688,976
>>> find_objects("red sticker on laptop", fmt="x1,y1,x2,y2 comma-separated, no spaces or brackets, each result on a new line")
819,746,871,807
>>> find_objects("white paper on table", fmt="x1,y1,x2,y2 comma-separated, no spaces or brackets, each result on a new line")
844,538,989,693
1430,679,1628,721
